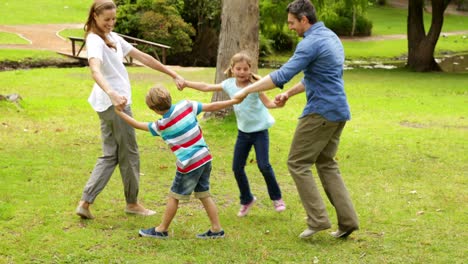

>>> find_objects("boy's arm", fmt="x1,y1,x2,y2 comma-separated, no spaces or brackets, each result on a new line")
202,98,240,112
114,109,150,131
182,80,223,92
259,92,282,109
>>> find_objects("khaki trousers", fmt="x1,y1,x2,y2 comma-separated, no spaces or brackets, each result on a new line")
288,114,358,232
81,106,140,204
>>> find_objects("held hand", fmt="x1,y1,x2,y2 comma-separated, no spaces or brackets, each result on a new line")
232,89,248,102
231,98,242,105
108,90,127,111
274,93,289,107
174,75,185,91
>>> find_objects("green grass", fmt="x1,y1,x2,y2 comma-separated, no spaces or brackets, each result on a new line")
0,0,88,25
1,66,467,263
0,32,29,45
367,5,468,35
59,28,85,39
343,34,468,59
0,49,62,61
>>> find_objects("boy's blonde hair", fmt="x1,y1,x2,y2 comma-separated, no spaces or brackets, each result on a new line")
224,52,261,83
145,86,172,112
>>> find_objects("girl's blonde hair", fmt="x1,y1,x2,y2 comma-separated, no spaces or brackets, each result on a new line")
145,86,172,112
84,0,117,50
224,52,261,83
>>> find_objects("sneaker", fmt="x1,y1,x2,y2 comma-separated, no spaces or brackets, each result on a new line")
299,228,318,239
273,199,286,212
330,228,356,238
138,227,168,239
196,229,225,239
237,197,256,217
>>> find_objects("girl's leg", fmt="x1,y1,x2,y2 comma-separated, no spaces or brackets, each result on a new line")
253,130,281,201
156,196,179,232
199,196,222,232
232,131,254,205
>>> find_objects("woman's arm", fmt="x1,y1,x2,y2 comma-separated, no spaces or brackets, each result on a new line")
182,80,223,92
89,58,127,111
114,108,150,131
128,48,184,88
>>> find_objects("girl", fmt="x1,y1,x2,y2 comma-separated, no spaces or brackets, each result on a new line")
75,0,184,219
181,52,285,217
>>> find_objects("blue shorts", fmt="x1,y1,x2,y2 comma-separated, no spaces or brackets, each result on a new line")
169,161,212,200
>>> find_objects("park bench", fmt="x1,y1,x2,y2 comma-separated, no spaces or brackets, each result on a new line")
58,33,171,65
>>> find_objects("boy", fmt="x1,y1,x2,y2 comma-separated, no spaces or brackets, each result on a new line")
115,86,238,239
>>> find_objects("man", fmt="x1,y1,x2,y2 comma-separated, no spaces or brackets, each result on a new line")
233,0,359,239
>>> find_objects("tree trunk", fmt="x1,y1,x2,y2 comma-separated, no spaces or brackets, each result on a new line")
407,0,451,72
204,0,259,118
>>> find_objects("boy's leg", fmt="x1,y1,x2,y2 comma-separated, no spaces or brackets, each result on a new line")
199,196,222,232
156,196,179,232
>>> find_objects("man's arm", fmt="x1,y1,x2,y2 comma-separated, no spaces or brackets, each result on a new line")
114,108,150,131
274,82,305,105
232,75,276,101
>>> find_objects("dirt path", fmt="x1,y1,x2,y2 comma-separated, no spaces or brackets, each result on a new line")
0,24,83,53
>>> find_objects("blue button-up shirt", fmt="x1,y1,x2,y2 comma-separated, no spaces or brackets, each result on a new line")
270,22,350,122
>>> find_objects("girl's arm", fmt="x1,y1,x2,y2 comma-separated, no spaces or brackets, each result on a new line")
128,48,184,88
259,92,281,109
202,98,240,112
89,58,127,111
182,80,223,92
114,108,150,131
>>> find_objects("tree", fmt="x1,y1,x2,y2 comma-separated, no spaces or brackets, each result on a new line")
407,0,452,72
205,0,259,118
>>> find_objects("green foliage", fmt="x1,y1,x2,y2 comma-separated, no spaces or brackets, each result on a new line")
320,0,373,36
167,0,222,66
114,0,195,54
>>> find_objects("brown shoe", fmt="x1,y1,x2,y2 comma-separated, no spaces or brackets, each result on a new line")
76,206,95,219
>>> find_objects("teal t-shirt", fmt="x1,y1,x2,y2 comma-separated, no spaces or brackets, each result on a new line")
221,78,275,133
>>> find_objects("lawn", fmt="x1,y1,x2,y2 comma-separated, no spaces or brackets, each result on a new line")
0,66,466,263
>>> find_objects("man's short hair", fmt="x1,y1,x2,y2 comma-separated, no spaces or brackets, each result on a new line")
286,0,317,24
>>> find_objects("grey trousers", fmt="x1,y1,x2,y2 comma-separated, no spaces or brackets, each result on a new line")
287,114,358,232
81,106,140,204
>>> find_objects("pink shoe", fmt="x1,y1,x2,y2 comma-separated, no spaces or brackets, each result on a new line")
237,197,256,217
273,199,286,212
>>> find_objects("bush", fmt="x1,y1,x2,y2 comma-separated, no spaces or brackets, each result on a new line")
320,2,372,37
114,0,195,56
270,30,295,52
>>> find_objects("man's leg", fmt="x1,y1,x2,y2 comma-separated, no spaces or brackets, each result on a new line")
315,122,359,233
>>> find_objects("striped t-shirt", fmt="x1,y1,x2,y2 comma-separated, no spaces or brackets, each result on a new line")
148,100,212,173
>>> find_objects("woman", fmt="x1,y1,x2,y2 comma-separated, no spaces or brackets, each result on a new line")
76,0,184,219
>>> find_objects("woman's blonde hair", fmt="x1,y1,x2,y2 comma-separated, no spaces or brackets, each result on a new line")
84,0,117,50
224,52,261,83
145,86,172,112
